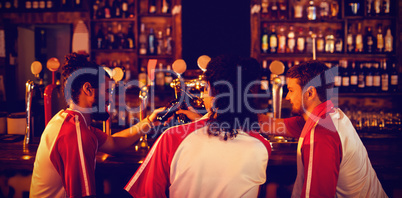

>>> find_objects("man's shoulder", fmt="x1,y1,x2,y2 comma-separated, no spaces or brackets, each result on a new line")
162,119,208,139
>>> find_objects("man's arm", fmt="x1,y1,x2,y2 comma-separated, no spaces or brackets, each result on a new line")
99,108,165,154
258,114,304,138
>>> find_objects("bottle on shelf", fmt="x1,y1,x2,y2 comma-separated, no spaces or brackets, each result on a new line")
161,0,170,14
355,23,363,53
25,0,32,9
93,0,100,19
128,0,135,18
139,23,147,55
148,28,156,55
307,0,316,20
367,0,374,16
384,27,393,53
32,0,39,9
126,23,135,49
124,58,131,82
155,63,165,89
112,0,122,18
277,26,286,53
330,0,339,18
293,0,303,19
73,0,81,9
334,63,342,92
138,66,147,88
390,63,398,92
278,0,287,19
115,24,126,50
365,63,373,93
350,62,358,93
149,0,156,14
296,27,305,53
156,30,164,55
270,0,279,19
372,63,381,93
319,0,329,19
261,23,269,53
305,27,313,53
381,60,389,92
121,0,129,18
287,25,295,53
165,26,173,55
376,24,384,53
94,27,105,49
96,0,105,19
316,28,325,53
382,0,390,15
364,26,375,54
164,65,173,88
373,0,381,15
347,24,354,53
261,60,269,91
325,28,335,53
335,30,343,53
269,25,278,53
39,0,45,9
104,0,112,19
357,62,366,92
261,0,269,18
340,60,349,93
106,25,115,49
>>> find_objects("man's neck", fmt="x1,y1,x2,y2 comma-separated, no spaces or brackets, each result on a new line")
302,100,323,121
69,103,92,125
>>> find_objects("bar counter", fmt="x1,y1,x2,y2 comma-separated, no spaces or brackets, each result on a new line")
1,134,402,197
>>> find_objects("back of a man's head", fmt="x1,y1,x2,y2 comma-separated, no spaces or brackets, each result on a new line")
62,53,100,105
204,55,262,140
286,60,334,102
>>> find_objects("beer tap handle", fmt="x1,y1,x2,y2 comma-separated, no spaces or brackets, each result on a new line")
24,81,34,145
47,58,60,85
197,55,210,72
44,58,61,126
269,60,285,119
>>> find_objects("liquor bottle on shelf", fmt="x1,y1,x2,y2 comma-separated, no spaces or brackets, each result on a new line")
121,0,129,18
316,29,325,53
319,0,329,19
106,25,115,49
357,62,366,92
261,60,269,91
93,0,100,19
26,0,32,9
165,65,173,88
39,0,45,9
261,23,269,53
372,63,381,93
277,26,286,53
138,66,147,88
350,62,358,93
381,60,389,92
104,0,112,19
128,1,135,18
287,25,295,53
139,23,147,55
96,0,105,19
261,0,269,18
340,60,349,93
112,0,122,18
165,26,173,55
325,28,335,53
384,27,393,53
373,0,381,15
367,0,374,16
94,27,105,49
126,23,135,49
296,27,305,53
162,0,170,14
376,24,384,53
355,23,363,53
73,0,81,8
335,30,343,53
32,0,38,9
293,0,303,19
334,63,342,92
269,25,278,53
156,30,164,55
364,26,375,54
155,63,165,89
305,27,312,53
278,0,287,19
149,0,156,14
148,28,156,55
115,24,125,49
330,0,339,18
307,0,316,20
390,63,398,92
365,63,373,93
347,24,354,53
382,0,390,15
270,0,279,19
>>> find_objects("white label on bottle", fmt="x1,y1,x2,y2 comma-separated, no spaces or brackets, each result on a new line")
347,35,353,45
294,5,303,18
279,36,286,49
366,76,373,87
356,35,363,51
122,3,128,11
350,75,358,85
382,74,389,91
297,37,305,51
317,39,324,52
288,38,295,51
391,75,398,85
270,36,277,48
373,76,381,86
334,76,342,86
342,77,349,86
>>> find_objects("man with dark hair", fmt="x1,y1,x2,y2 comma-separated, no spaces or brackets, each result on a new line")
125,55,271,197
30,53,164,198
260,60,387,197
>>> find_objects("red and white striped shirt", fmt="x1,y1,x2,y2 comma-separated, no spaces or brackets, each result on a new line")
285,101,387,198
125,118,271,198
30,109,108,198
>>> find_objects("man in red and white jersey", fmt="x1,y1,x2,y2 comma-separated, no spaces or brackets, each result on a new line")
259,60,387,197
125,55,271,197
30,53,164,198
